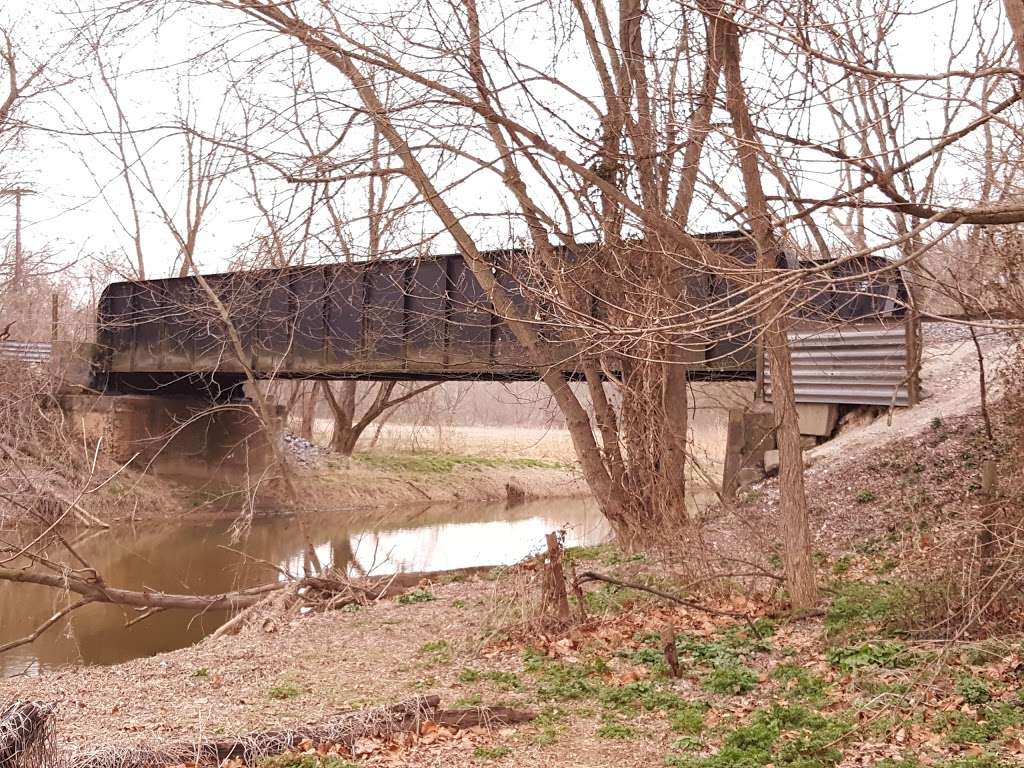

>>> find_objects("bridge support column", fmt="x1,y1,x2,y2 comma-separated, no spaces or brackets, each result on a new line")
721,402,776,500
60,394,284,482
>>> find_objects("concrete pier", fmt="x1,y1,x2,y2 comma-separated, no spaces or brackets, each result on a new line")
60,394,282,481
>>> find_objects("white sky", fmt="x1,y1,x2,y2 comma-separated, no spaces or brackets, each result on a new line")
0,0,1012,283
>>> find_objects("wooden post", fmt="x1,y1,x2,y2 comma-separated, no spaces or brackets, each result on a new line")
721,408,746,500
979,458,1000,600
50,295,58,343
904,312,921,405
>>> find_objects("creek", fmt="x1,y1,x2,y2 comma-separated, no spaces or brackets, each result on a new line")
0,496,609,678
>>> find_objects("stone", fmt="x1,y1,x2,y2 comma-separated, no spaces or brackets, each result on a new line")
795,402,838,437
763,449,780,476
737,467,765,487
800,434,818,450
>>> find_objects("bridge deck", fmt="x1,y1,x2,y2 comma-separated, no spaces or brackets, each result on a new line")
95,244,906,394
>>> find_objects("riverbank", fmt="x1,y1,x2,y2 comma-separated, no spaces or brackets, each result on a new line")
284,450,588,512
0,425,590,527
7,483,1024,768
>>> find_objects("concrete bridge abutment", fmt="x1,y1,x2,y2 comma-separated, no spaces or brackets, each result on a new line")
60,393,284,482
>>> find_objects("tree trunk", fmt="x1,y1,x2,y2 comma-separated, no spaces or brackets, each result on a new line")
714,2,818,610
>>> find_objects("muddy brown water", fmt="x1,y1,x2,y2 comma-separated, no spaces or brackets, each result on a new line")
0,497,609,678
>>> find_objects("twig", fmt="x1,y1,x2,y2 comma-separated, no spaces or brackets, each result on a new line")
0,597,95,654
576,570,764,637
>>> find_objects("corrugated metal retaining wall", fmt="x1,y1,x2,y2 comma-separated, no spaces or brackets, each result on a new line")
765,321,917,407
0,340,52,364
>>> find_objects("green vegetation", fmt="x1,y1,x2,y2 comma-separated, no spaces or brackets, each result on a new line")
664,704,848,768
533,657,605,701
670,702,707,734
460,668,522,690
955,674,992,705
599,680,687,712
596,718,638,739
397,588,435,605
824,580,904,639
192,667,209,678
357,452,563,474
704,662,759,695
831,555,852,575
771,663,829,702
418,639,452,663
826,641,916,672
259,755,358,768
472,745,512,760
938,701,1024,745
564,544,611,562
455,692,483,707
855,490,877,503
267,682,303,700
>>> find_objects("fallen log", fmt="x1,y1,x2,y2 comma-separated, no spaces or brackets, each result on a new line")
0,701,54,768
68,697,535,768
71,697,439,768
428,707,537,728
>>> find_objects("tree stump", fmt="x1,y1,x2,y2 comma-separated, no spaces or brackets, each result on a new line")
541,532,572,624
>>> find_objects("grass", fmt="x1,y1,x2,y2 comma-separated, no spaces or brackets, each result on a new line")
771,663,829,702
938,701,1024,745
670,702,707,734
418,639,452,664
267,682,303,700
397,588,435,605
356,451,564,474
954,674,991,705
596,718,638,739
824,580,904,639
704,662,759,695
259,755,358,768
473,745,511,760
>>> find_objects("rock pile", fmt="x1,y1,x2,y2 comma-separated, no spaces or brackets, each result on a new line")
281,432,329,467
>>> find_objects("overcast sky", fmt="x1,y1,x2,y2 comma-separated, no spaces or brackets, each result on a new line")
0,0,1010,284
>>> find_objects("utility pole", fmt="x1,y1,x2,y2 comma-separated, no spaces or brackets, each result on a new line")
0,187,34,289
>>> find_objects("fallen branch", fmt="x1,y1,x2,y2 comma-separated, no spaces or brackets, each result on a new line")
0,560,508,654
576,570,765,637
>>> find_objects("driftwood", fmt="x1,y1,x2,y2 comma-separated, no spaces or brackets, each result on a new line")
0,702,54,768
212,564,503,640
68,697,535,768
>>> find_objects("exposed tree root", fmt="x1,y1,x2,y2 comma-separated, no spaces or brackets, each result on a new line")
0,701,54,768
18,696,536,768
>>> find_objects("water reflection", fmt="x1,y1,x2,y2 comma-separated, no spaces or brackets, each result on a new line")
0,497,608,678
